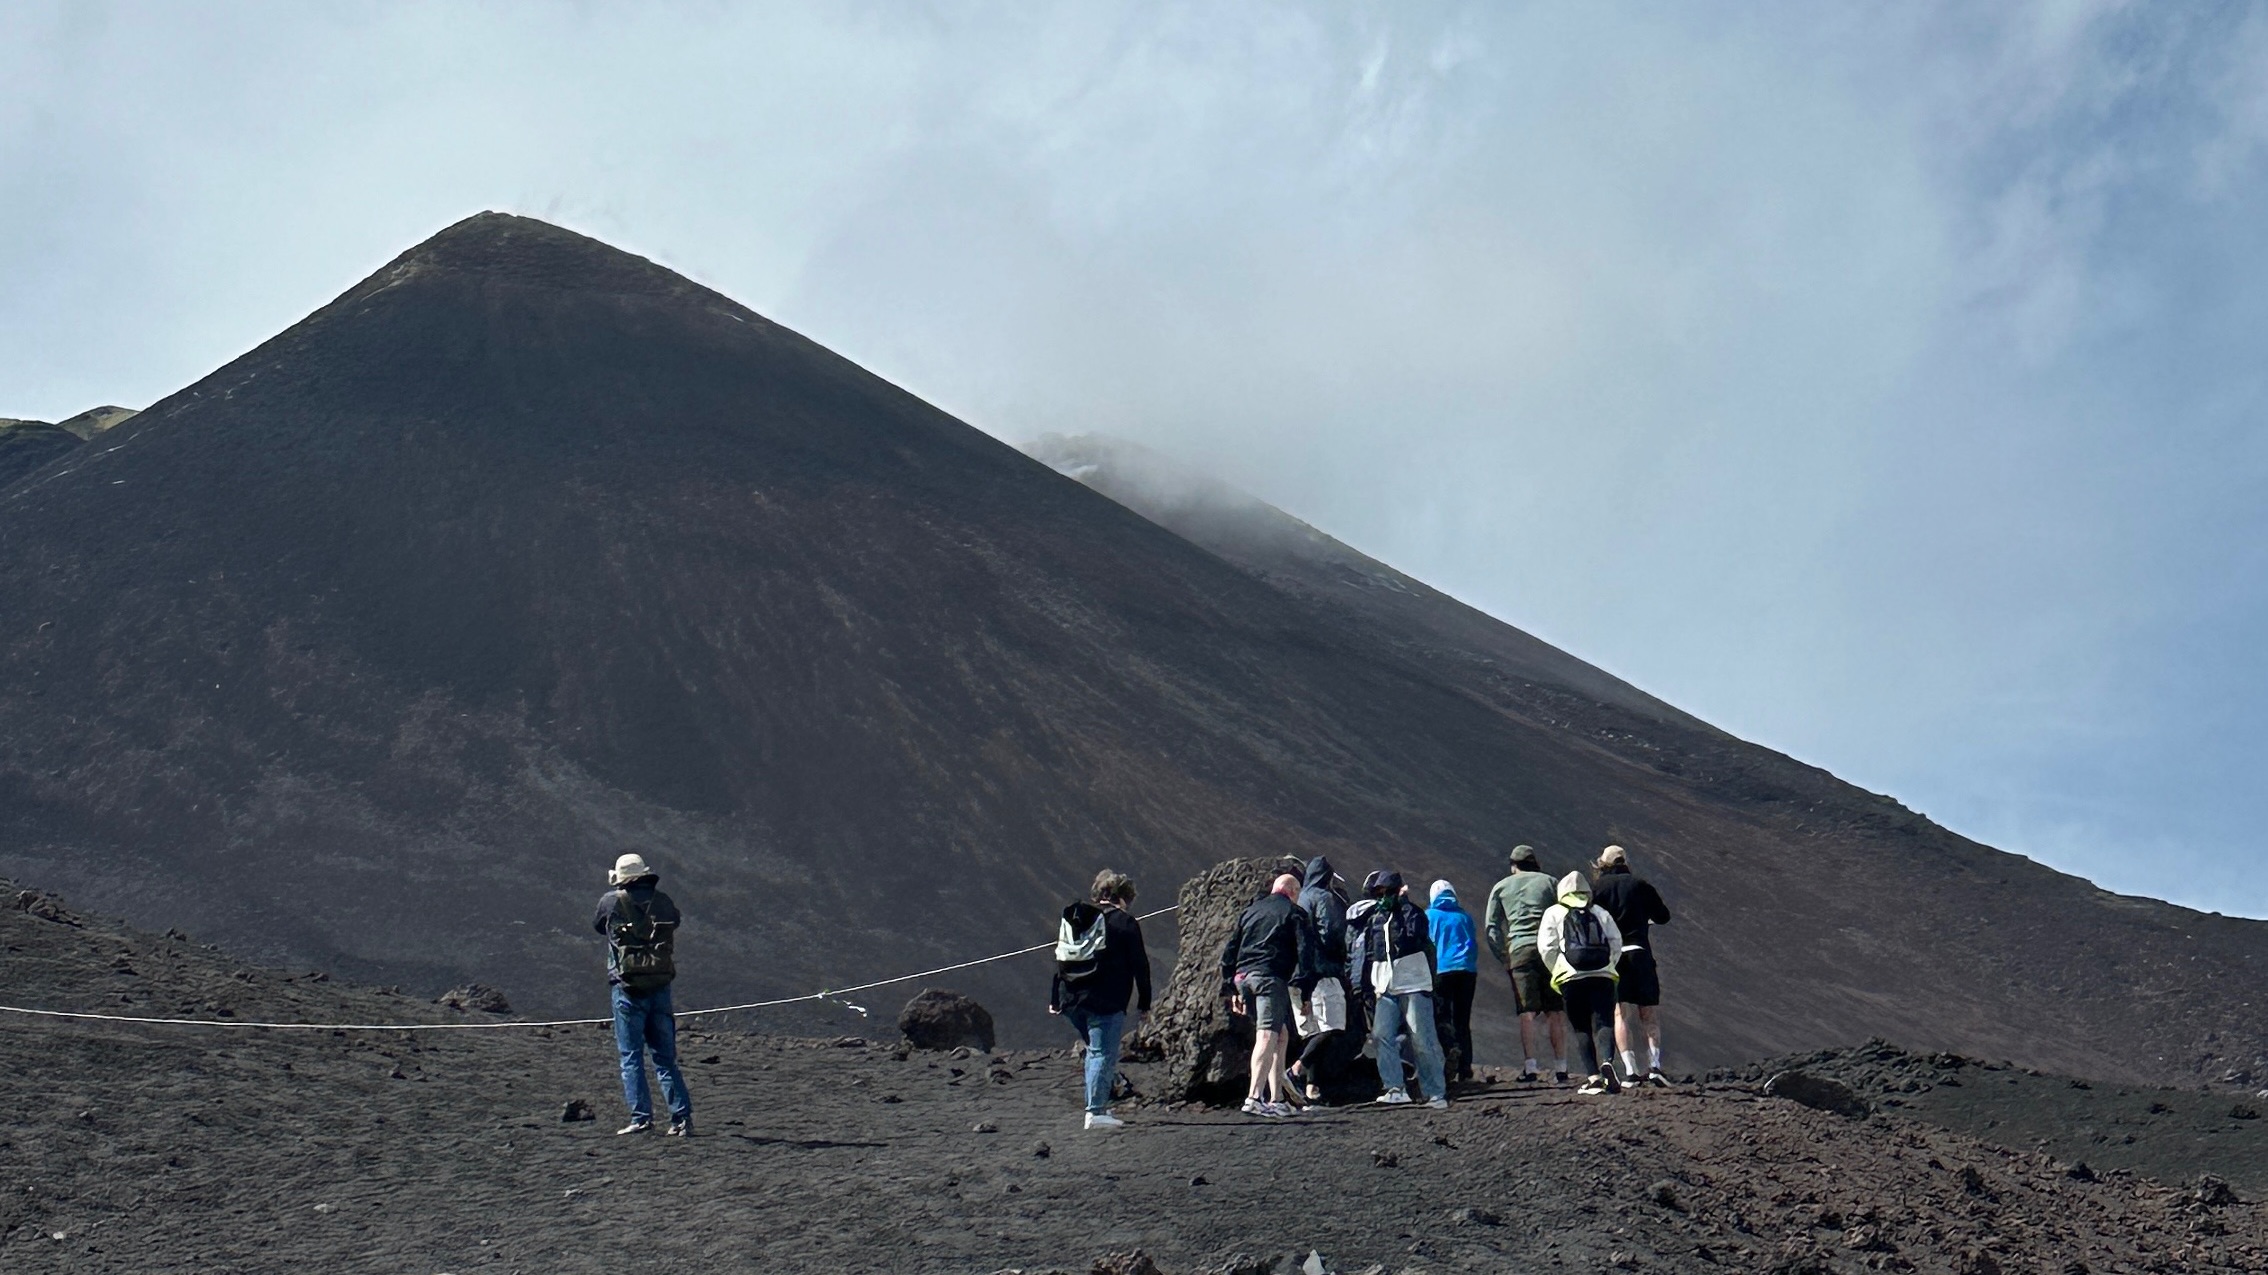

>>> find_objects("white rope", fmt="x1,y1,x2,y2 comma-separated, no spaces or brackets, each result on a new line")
0,904,1178,1033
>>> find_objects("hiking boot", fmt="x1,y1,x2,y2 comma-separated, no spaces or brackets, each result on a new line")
1374,1089,1412,1105
1576,1075,1617,1096
1426,1096,1449,1110
1084,1111,1125,1130
664,1119,692,1137
615,1119,652,1135
1646,1070,1672,1088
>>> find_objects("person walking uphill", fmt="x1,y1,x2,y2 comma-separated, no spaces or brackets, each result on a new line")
1349,871,1448,1109
1485,845,1568,1082
1537,869,1624,1095
1426,880,1480,1085
1048,870,1154,1130
594,853,692,1136
1589,845,1673,1087
1219,873,1315,1117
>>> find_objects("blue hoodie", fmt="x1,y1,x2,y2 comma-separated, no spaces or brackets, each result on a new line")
1426,882,1480,974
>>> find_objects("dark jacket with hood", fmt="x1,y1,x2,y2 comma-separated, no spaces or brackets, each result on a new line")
1218,889,1316,997
1296,856,1351,982
1347,871,1437,1001
593,877,680,987
1590,865,1671,950
1049,902,1154,1017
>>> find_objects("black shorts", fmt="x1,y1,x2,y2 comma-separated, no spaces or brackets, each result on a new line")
1616,948,1661,1006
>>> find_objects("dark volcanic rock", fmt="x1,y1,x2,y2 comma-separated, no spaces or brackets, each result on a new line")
560,1099,594,1122
899,989,995,1052
1764,1070,1871,1119
1130,857,1288,1101
436,983,511,1014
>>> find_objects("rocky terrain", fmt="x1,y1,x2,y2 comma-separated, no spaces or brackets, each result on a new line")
6,881,2266,1274
2,213,2263,1084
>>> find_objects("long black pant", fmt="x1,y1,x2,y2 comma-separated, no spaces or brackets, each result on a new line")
1562,978,1619,1081
1432,970,1477,1080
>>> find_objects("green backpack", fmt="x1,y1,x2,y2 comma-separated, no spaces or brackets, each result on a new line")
609,891,676,994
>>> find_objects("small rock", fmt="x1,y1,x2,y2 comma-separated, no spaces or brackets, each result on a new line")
1089,1250,1163,1275
436,983,512,1014
1449,1206,1501,1226
880,1094,902,1104
2231,1102,2260,1120
1033,1141,1051,1158
2064,1161,2096,1181
1371,1149,1399,1168
1763,1071,1870,1119
312,1203,336,1215
1649,1179,1685,1211
1300,1253,1328,1275
832,1035,866,1047
2192,1174,2240,1207
1959,1165,1993,1198
561,1099,595,1123
972,1121,998,1133
1188,1174,1209,1186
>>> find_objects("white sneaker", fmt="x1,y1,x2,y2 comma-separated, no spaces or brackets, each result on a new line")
1241,1097,1269,1116
1576,1075,1617,1095
1084,1111,1125,1130
1263,1101,1298,1117
1426,1096,1449,1110
1374,1089,1412,1105
615,1119,651,1135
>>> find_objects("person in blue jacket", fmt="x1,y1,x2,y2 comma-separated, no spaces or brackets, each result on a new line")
1426,880,1482,1084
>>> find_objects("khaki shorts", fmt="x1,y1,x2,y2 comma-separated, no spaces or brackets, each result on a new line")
1505,945,1563,1014
1291,977,1348,1036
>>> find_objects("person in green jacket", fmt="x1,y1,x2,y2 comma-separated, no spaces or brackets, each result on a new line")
1483,844,1569,1082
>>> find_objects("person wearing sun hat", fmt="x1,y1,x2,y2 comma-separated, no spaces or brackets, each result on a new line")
592,851,692,1136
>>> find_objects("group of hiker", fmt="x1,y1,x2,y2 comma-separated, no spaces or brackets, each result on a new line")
589,843,1670,1137
1047,842,1673,1129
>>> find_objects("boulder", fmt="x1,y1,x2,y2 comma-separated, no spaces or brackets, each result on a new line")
1126,856,1302,1102
898,989,995,1052
1764,1070,1871,1119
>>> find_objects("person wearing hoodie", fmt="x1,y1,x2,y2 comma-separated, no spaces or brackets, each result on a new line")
1048,869,1155,1130
1425,880,1481,1085
1484,844,1570,1082
1219,873,1315,1117
1348,870,1448,1109
1288,856,1351,1101
1536,869,1625,1095
1589,845,1673,1087
592,852,692,1136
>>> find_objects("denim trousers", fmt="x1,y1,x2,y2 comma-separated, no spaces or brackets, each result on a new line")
612,983,692,1123
1372,989,1447,1100
1062,1008,1126,1115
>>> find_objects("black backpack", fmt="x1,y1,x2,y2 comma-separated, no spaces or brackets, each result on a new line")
1563,906,1612,973
610,891,676,994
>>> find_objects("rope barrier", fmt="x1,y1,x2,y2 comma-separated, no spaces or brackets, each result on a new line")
0,904,1179,1033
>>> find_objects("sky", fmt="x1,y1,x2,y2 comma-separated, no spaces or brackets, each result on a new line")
4,2,2264,915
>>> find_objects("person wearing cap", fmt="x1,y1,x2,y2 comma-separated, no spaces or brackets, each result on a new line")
1348,870,1448,1108
1589,844,1674,1086
1484,844,1569,1082
592,852,692,1136
1424,879,1481,1085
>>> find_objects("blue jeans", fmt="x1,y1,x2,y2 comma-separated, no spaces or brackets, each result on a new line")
612,984,692,1124
1062,1008,1125,1115
1373,989,1447,1101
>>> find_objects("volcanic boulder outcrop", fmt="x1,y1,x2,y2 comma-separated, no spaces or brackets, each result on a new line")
1131,857,1302,1102
899,989,995,1052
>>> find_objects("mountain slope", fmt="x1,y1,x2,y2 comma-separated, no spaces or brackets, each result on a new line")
0,214,2260,1080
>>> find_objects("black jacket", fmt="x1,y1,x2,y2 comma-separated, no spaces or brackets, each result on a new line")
1348,888,1436,1001
1296,856,1351,981
1049,904,1154,1017
1590,866,1671,949
593,879,680,986
1218,891,1315,997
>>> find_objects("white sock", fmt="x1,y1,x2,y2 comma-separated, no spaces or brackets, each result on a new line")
1649,1044,1663,1071
1554,1058,1568,1074
1620,1050,1639,1077
1522,1058,1538,1074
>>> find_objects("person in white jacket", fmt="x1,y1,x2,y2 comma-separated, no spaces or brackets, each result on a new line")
1536,870,1625,1095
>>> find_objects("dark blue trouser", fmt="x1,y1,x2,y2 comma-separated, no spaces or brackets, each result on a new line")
612,984,692,1124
